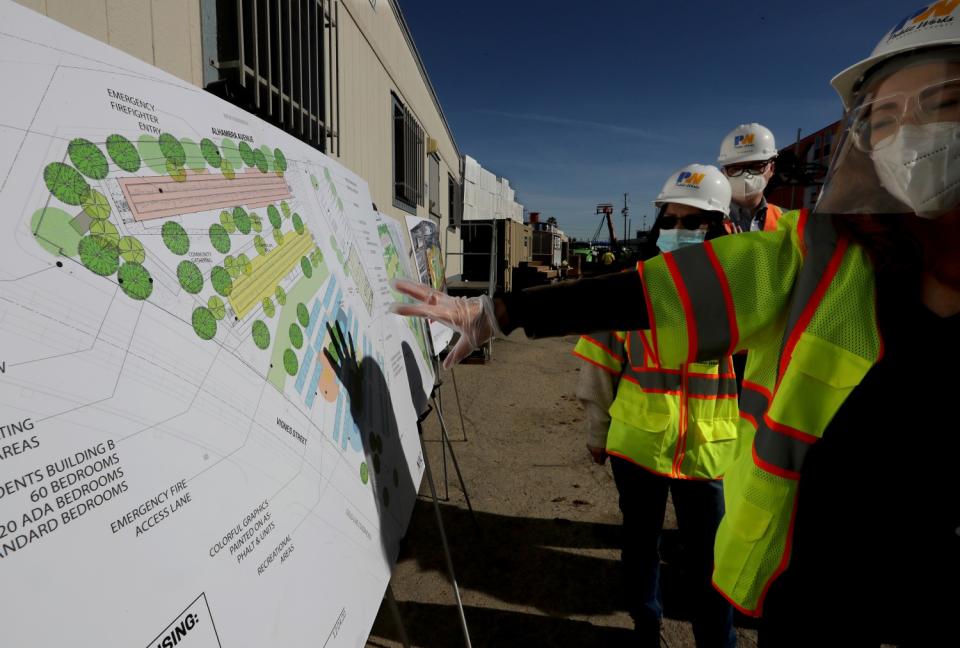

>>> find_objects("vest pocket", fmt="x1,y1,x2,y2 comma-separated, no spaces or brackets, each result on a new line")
606,400,673,470
689,417,739,478
767,332,872,437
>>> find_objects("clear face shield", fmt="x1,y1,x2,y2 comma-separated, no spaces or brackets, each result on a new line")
816,49,960,218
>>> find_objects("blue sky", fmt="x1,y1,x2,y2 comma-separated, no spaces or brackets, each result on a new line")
400,0,921,239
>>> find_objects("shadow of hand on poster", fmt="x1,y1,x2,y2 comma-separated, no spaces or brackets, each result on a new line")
324,322,419,566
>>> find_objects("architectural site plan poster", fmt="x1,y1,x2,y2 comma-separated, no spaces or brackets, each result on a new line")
0,2,426,646
404,215,455,354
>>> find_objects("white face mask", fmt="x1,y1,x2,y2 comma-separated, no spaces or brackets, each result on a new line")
657,228,706,253
727,172,768,202
870,121,960,218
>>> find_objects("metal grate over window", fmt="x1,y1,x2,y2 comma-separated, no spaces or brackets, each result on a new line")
202,0,340,154
392,94,423,213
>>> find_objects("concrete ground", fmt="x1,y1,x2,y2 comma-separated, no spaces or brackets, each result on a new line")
366,332,760,648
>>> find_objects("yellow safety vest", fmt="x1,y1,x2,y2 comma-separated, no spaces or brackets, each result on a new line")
573,329,740,480
639,209,881,615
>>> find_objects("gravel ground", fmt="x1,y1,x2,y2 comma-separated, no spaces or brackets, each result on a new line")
366,332,759,648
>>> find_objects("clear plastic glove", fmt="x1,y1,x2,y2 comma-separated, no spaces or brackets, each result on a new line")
389,279,503,369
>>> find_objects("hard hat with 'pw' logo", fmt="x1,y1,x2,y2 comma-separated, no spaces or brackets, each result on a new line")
832,0,960,109
717,123,778,165
653,164,731,215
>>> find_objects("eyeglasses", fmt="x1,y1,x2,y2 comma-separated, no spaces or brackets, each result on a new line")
723,160,773,177
659,214,706,230
850,77,960,152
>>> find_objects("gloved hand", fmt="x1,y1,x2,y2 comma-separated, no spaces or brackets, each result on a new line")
389,279,503,369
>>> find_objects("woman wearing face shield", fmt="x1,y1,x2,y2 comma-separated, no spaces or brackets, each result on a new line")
574,165,737,648
384,8,960,644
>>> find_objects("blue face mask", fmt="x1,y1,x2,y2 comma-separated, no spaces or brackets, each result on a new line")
657,228,706,253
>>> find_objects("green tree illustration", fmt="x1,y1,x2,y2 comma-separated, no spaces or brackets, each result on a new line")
250,212,263,233
158,132,186,167
300,256,312,279
81,189,111,219
253,148,269,174
167,160,187,182
274,148,287,173
177,260,204,294
220,158,236,180
90,219,120,247
281,201,291,218
233,207,251,234
273,227,284,248
137,135,167,174
283,349,298,376
237,253,253,276
209,224,231,254
296,303,310,328
224,255,240,279
292,213,304,235
181,138,207,172
118,263,153,300
262,297,276,318
68,138,109,180
254,235,268,256
78,235,119,276
219,210,237,234
161,221,189,255
208,295,226,320
267,204,282,229
221,138,242,168
118,236,146,263
210,265,233,296
106,134,141,173
200,138,222,168
252,320,270,349
360,462,369,485
44,162,90,206
238,141,255,167
274,285,287,306
192,307,217,340
289,323,304,349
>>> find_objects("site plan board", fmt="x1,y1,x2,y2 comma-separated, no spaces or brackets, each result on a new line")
0,2,429,646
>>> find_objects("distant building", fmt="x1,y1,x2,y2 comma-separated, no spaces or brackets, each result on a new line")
767,120,842,211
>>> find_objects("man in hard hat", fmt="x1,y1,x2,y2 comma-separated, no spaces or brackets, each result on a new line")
575,165,737,648
718,123,783,233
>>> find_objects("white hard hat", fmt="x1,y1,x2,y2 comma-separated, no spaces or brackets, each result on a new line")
653,164,731,216
832,2,960,109
717,123,778,165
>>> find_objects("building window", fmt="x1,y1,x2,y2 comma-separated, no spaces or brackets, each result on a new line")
201,0,339,154
392,94,424,213
448,173,461,229
428,155,440,216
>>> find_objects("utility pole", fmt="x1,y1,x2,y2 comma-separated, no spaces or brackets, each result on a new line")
622,193,629,242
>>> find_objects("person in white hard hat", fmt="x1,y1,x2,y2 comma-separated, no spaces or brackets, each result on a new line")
380,4,960,644
717,123,784,233
574,165,737,648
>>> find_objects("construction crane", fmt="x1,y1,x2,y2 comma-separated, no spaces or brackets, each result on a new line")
592,203,620,254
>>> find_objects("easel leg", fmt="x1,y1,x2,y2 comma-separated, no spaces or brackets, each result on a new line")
385,584,411,648
432,395,477,529
449,366,468,442
420,431,473,648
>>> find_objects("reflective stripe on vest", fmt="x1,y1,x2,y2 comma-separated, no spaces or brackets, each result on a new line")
663,241,738,362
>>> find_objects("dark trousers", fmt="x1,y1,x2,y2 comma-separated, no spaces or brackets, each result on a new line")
611,456,736,648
